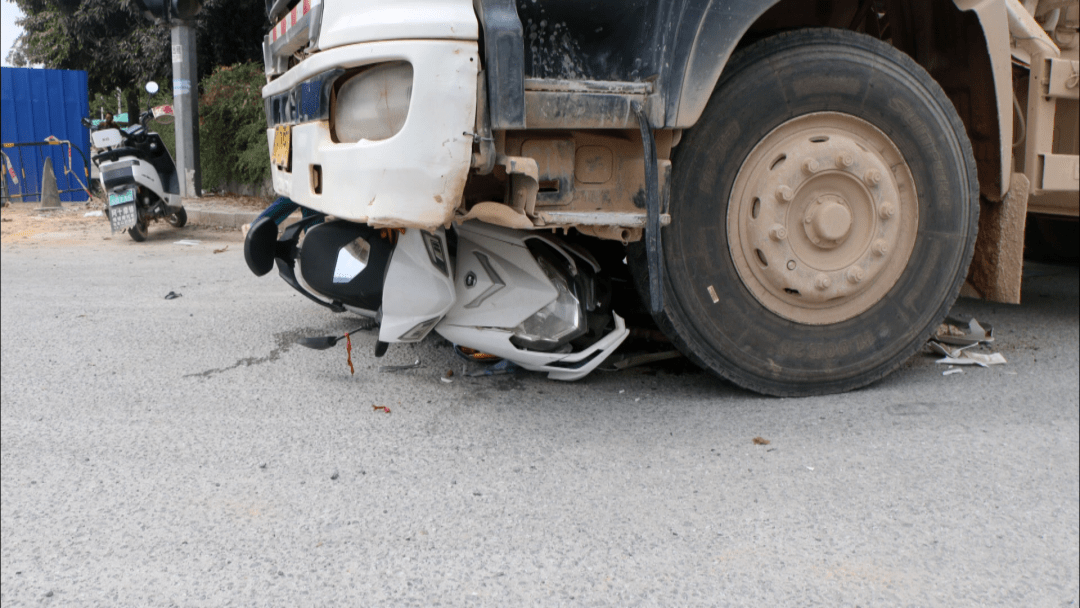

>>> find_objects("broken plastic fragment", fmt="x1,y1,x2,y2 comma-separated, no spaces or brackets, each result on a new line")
464,359,519,377
934,316,993,347
378,358,421,372
935,352,1007,367
599,350,682,371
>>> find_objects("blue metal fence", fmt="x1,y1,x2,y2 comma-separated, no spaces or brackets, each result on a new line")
1,67,91,202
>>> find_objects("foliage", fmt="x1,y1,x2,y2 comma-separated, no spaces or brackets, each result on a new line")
198,62,268,190
10,0,272,190
8,0,268,102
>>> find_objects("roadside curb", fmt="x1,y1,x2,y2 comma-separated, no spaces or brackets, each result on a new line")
185,207,260,229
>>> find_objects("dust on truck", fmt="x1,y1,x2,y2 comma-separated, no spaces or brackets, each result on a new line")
245,0,1079,396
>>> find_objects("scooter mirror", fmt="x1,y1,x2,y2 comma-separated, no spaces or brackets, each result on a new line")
146,81,160,95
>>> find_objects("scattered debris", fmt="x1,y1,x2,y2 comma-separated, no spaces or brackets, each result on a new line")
928,316,1005,368
929,341,1007,366
440,377,454,384
1,218,10,222
752,436,770,445
213,245,229,254
330,471,339,480
465,359,519,377
599,350,683,371
379,358,421,372
164,291,182,300
453,344,503,363
445,369,454,378
372,405,391,413
174,239,201,246
345,334,355,375
942,368,964,376
84,210,103,217
934,317,993,347
933,349,1007,367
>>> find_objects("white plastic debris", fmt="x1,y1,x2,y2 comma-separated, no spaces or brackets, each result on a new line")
174,239,201,246
84,210,103,217
929,341,1007,366
935,352,1007,367
929,316,1006,368
934,317,993,346
942,368,964,376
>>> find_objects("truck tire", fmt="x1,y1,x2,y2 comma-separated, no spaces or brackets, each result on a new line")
654,28,979,396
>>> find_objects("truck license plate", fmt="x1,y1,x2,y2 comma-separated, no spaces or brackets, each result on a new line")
272,124,291,169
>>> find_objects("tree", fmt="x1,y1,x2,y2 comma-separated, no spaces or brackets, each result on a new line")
7,0,268,116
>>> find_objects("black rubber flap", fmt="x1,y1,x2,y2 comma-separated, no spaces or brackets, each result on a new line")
244,216,280,276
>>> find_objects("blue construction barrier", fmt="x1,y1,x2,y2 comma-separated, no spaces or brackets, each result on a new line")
1,67,91,202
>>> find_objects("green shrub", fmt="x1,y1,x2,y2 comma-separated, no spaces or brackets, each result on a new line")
198,62,269,190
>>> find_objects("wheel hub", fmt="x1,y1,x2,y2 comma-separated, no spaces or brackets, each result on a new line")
728,112,918,325
803,195,852,248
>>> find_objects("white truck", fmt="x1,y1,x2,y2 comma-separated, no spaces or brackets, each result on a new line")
244,0,1079,395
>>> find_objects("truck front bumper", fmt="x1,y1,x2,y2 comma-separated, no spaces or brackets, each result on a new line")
263,39,479,230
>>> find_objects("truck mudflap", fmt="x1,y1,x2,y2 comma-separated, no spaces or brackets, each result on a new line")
263,39,479,231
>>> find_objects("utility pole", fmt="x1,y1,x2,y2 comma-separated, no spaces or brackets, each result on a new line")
135,0,203,197
171,23,201,197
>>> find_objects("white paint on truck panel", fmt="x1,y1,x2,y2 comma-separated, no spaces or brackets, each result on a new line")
266,40,479,231
318,0,478,50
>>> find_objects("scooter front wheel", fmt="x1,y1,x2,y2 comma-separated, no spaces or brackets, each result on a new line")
167,207,187,228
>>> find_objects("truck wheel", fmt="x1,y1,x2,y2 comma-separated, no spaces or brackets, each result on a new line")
167,207,187,228
656,28,978,396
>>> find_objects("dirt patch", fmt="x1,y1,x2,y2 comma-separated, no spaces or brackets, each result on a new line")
1,201,241,248
190,193,273,211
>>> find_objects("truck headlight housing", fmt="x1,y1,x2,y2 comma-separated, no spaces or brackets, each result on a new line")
331,62,413,143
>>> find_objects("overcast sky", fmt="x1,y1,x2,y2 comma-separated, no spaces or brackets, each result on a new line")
2,1,26,67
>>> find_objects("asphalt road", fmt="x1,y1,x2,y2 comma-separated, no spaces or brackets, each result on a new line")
2,223,1078,607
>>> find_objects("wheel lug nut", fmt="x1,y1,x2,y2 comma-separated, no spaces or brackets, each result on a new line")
878,202,895,219
786,260,796,270
815,274,831,290
872,239,889,257
836,153,854,168
775,185,794,203
769,224,788,241
846,266,864,284
864,169,881,186
803,158,820,174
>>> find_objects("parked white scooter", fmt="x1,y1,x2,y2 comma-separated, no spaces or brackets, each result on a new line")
84,81,185,242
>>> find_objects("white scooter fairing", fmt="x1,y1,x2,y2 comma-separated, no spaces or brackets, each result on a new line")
246,212,629,380
433,223,629,380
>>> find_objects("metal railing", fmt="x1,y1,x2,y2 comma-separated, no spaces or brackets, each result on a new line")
1,140,92,204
